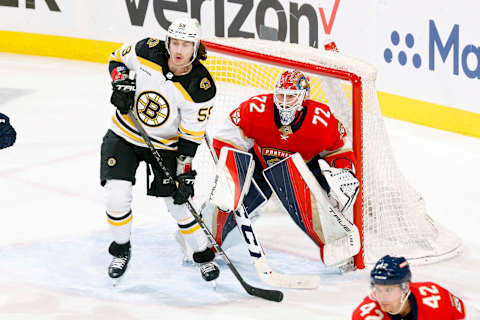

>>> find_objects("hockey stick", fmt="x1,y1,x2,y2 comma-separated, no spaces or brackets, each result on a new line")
126,108,283,302
204,134,320,289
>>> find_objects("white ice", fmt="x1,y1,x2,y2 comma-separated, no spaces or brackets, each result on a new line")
0,53,479,319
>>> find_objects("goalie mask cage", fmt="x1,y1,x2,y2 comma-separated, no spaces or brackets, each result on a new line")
193,37,461,269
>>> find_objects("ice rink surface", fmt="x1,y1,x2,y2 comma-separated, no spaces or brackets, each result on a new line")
0,53,479,319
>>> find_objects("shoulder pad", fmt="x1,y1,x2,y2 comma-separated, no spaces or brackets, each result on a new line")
176,64,216,103
135,38,168,65
306,99,331,111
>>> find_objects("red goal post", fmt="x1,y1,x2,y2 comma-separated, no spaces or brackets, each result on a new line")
194,37,461,269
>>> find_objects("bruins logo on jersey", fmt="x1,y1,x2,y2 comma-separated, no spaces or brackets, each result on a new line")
147,38,160,48
200,77,211,90
136,91,170,127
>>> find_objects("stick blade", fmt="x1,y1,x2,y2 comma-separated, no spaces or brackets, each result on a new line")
246,285,284,302
254,257,320,289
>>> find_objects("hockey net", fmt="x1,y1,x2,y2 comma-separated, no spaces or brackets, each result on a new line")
193,37,461,269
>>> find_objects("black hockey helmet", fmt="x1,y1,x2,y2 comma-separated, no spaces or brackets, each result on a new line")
370,255,412,286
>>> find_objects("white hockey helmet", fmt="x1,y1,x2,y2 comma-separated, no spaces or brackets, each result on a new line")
274,70,310,126
165,17,201,63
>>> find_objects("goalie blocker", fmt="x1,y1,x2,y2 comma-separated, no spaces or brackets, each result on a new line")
263,153,360,266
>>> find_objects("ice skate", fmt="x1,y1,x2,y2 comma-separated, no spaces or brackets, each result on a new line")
199,261,220,288
192,247,219,288
107,241,131,286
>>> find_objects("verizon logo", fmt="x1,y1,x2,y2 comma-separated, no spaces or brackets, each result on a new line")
125,0,341,48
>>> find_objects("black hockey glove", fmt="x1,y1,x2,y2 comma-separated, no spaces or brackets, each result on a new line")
110,78,136,115
173,170,197,205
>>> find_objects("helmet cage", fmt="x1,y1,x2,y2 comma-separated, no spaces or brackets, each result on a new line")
273,70,310,126
274,88,306,125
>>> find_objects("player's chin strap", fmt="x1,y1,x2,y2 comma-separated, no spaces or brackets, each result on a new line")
389,289,411,315
370,284,412,316
124,71,283,303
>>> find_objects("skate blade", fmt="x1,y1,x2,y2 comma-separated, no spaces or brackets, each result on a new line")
110,270,128,287
181,256,194,265
111,277,122,287
210,280,217,290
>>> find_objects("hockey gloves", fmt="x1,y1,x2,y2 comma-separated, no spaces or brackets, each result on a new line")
110,67,136,115
173,155,196,205
174,170,197,204
318,159,359,213
0,113,16,149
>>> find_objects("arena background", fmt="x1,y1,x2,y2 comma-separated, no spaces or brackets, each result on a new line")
1,0,479,137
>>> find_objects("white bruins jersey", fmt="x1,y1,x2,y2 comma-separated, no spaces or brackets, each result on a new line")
108,38,216,153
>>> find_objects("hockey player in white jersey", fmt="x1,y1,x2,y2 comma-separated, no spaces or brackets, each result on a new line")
100,17,218,284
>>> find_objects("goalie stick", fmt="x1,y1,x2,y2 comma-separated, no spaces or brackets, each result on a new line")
204,133,320,289
123,88,282,301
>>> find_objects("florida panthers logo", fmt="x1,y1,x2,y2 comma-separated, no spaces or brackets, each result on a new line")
136,91,170,127
230,107,241,125
262,148,292,166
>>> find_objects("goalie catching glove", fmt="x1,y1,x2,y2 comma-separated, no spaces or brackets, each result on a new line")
174,155,196,205
318,159,359,213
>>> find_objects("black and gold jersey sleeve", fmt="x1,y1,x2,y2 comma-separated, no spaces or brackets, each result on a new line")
134,38,168,67
176,64,216,103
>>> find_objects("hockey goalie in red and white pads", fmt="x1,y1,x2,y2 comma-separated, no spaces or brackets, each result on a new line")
200,70,360,287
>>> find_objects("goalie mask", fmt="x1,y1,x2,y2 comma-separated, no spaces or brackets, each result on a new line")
274,70,310,126
165,17,201,65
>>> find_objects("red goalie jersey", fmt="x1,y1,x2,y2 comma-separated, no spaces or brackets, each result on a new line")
352,282,466,320
212,93,355,171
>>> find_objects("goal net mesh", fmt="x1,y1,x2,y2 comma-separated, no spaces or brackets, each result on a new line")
193,37,461,267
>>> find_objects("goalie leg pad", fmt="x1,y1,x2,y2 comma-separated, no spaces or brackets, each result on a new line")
213,208,237,247
210,147,254,212
263,153,360,265
242,178,268,217
263,155,327,247
200,202,237,248
202,179,268,249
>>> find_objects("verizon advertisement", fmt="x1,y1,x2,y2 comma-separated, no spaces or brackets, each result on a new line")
0,1,375,60
0,0,478,113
